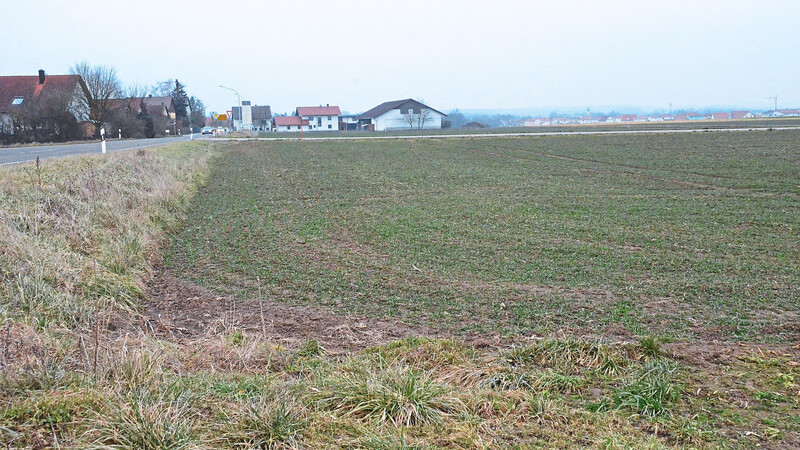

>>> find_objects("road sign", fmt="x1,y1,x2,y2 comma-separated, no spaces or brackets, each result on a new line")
216,114,228,121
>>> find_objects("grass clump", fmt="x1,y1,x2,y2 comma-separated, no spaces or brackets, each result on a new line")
87,389,198,449
316,363,462,427
220,396,305,449
594,359,679,417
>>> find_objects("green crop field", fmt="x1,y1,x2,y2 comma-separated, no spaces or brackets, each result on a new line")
2,131,798,448
168,131,799,344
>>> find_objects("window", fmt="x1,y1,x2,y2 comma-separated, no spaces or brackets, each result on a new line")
328,124,332,129
11,97,23,105
317,117,322,127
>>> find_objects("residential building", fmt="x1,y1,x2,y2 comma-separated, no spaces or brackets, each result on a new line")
338,115,359,131
731,111,754,119
297,105,340,131
0,69,89,141
273,115,308,132
523,118,550,127
357,99,446,131
233,103,272,131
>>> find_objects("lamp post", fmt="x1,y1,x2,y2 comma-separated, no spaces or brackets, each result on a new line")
219,85,241,131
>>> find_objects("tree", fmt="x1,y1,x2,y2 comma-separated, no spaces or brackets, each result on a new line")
188,96,206,130
403,109,416,131
171,79,189,123
70,61,122,136
151,79,174,97
417,108,432,130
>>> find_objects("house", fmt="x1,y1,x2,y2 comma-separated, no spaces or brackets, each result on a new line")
297,105,340,131
731,111,754,119
777,109,800,117
550,117,574,125
523,118,550,127
620,114,636,122
0,69,89,141
357,99,446,131
648,114,675,122
606,116,622,123
338,115,359,131
711,112,730,120
273,115,308,132
232,103,272,131
140,96,176,119
577,116,598,124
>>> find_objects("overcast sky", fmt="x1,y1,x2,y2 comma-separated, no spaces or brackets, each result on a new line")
5,0,800,115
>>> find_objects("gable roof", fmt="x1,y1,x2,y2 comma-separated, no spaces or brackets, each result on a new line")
274,116,304,126
296,105,341,116
141,96,175,113
358,99,446,119
0,74,85,113
232,105,272,121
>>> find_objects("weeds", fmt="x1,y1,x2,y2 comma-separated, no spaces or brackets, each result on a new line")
316,363,462,427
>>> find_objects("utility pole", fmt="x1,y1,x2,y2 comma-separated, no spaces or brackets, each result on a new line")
767,96,778,113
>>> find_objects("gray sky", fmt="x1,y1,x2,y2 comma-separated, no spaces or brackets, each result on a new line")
5,0,799,115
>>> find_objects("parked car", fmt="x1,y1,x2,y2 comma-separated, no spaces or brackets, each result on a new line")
201,126,213,135
216,127,226,134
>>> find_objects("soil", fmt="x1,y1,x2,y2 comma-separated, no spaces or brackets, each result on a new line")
141,266,447,355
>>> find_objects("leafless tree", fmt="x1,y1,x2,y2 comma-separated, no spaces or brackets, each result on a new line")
403,109,417,131
70,61,122,136
417,108,432,130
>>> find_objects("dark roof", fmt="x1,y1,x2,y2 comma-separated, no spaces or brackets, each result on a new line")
357,98,446,119
232,105,272,121
0,73,85,113
141,96,175,113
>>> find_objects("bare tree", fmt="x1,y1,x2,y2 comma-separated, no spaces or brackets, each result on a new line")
417,108,432,130
70,62,122,136
403,109,417,131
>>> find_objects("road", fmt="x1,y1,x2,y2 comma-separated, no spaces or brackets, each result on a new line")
0,135,203,166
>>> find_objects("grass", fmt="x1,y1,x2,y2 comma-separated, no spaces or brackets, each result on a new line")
167,131,799,343
0,130,798,447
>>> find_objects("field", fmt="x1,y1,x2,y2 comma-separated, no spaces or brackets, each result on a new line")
1,130,799,448
169,131,799,344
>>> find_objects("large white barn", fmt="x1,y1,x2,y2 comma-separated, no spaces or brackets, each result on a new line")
357,99,446,131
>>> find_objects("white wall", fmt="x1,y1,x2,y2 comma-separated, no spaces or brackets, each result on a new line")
301,114,338,131
374,108,443,131
275,123,309,132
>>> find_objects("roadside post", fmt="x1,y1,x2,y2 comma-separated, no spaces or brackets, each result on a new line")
100,128,106,154
118,129,121,139
190,128,193,140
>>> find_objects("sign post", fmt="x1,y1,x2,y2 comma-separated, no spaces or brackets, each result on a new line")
100,128,106,154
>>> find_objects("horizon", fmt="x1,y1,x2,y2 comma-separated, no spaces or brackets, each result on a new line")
4,0,800,116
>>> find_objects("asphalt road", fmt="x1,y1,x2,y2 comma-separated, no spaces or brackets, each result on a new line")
0,135,203,166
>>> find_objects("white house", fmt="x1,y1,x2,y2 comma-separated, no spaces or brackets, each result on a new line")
273,115,308,132
523,118,550,127
297,105,340,131
357,99,446,131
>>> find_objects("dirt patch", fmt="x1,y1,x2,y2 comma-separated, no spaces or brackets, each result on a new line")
141,266,441,355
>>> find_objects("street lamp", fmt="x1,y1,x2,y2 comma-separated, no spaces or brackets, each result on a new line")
219,85,241,131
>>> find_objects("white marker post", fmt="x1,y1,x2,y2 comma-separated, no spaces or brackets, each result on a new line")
190,128,193,140
100,127,106,154
118,129,121,139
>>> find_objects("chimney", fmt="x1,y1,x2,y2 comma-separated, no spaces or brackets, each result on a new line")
38,69,45,85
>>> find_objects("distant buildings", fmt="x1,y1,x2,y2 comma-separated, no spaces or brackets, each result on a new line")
519,107,798,127
357,99,446,131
